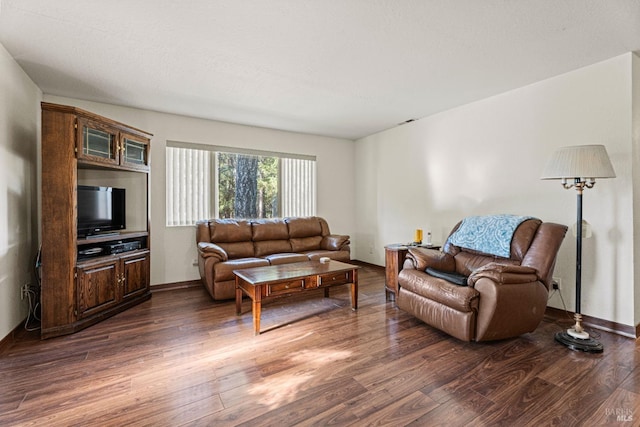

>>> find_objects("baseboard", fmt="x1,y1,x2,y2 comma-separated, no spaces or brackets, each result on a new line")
545,307,638,339
351,259,384,270
0,319,28,354
151,280,201,292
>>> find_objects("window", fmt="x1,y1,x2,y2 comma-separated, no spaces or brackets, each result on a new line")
166,142,316,226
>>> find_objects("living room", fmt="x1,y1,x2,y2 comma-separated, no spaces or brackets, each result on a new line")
1,1,640,425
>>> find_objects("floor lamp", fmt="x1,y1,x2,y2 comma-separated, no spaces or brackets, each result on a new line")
541,145,615,353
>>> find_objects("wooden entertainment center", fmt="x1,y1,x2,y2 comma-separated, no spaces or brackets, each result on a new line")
40,102,152,339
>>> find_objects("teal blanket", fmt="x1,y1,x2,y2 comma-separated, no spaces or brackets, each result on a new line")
446,214,534,258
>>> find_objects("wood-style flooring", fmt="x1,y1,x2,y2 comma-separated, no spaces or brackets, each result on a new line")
1,263,639,426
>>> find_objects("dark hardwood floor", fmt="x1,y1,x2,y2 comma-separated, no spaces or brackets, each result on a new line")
1,264,638,426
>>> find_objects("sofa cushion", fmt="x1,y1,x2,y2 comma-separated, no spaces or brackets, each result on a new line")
214,257,270,281
265,253,309,265
291,236,323,252
254,240,293,257
287,217,323,238
252,218,289,241
209,219,253,243
217,241,255,259
304,249,350,262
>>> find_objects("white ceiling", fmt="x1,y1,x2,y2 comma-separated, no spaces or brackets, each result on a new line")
1,1,639,140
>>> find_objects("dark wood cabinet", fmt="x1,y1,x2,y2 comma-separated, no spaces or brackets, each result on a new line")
121,251,151,299
41,102,153,339
120,132,150,171
75,115,150,171
77,258,120,319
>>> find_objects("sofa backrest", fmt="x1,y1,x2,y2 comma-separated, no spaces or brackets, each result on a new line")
195,216,333,259
285,217,327,253
252,218,292,256
207,219,255,259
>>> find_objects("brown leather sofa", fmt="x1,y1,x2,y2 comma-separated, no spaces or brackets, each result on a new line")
196,217,350,300
397,217,567,341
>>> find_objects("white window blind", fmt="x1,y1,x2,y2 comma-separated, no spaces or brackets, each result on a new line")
166,146,212,226
166,142,316,226
281,157,316,217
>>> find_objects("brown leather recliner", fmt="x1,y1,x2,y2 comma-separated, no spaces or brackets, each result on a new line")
397,217,567,341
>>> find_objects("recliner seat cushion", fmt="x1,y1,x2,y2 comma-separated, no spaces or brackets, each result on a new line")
399,269,479,313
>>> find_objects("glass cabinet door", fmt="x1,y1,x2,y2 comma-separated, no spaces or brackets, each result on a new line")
77,119,119,166
120,133,150,171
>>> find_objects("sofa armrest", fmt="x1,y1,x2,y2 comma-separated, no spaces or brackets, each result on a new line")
197,242,228,262
321,234,350,251
405,247,455,272
468,262,538,287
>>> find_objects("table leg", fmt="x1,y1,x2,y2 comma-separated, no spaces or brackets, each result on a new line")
351,268,358,310
235,278,242,315
252,298,261,335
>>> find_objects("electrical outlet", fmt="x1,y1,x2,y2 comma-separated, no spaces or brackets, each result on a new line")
552,277,561,290
21,283,29,300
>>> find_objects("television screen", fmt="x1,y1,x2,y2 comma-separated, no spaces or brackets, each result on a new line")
77,186,126,237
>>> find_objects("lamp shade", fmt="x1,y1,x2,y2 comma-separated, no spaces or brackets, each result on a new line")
541,145,616,180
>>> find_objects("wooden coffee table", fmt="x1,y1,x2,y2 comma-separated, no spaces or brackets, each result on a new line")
234,260,359,335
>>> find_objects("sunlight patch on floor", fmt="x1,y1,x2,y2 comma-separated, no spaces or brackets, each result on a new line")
249,348,353,409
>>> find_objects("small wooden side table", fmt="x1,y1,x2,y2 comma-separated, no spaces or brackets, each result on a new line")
384,243,440,301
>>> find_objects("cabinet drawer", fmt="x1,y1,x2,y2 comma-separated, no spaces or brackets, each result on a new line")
319,271,352,286
267,279,305,296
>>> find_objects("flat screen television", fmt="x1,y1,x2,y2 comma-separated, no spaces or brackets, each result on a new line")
77,185,126,237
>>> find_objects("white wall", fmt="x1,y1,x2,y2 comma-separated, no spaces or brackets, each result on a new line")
355,53,637,327
42,95,356,286
0,43,42,340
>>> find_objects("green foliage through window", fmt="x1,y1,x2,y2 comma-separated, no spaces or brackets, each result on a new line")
217,153,279,219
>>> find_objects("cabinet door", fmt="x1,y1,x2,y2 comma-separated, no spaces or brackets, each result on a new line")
121,251,150,300
77,258,120,319
120,133,150,171
76,118,120,166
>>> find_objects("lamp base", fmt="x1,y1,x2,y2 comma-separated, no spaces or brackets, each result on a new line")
555,330,603,353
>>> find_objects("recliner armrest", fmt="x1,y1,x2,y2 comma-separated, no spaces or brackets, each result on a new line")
321,234,350,251
197,242,228,262
405,247,455,272
468,262,538,286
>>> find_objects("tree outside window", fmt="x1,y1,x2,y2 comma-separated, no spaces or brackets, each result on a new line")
217,153,279,219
